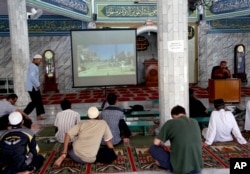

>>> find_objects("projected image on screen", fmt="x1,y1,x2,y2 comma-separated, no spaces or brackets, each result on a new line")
71,29,137,87
77,44,135,77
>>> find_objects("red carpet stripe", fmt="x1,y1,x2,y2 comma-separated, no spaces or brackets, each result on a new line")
39,150,56,174
126,146,137,171
238,143,250,153
86,163,92,174
203,146,229,168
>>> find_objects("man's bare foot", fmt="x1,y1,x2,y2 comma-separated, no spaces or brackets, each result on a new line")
37,115,46,120
54,154,66,168
31,123,42,129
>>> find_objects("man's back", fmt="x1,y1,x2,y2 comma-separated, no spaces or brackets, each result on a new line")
54,109,80,143
158,116,203,173
0,128,37,172
67,119,113,163
189,96,208,117
204,109,246,144
100,105,124,145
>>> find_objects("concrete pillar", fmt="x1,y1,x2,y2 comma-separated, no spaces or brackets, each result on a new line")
157,0,189,124
7,0,30,107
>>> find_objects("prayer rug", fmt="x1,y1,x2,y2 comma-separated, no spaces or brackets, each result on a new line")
38,144,164,174
38,141,250,173
203,142,250,168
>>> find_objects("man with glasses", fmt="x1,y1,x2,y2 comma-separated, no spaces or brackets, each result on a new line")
0,93,34,130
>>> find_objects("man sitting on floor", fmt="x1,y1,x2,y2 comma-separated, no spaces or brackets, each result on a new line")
100,93,131,146
0,112,44,173
202,99,247,146
149,105,203,174
53,106,117,167
189,88,210,118
0,93,39,130
54,99,81,143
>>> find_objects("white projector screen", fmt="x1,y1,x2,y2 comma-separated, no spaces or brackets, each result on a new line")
71,29,138,87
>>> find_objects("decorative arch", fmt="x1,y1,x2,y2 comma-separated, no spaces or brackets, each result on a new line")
136,25,158,35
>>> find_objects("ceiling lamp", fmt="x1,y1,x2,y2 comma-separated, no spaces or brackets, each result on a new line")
188,0,215,13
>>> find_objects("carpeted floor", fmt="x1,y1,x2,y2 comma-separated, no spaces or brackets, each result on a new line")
1,85,250,104
36,140,250,174
35,126,250,173
41,86,159,105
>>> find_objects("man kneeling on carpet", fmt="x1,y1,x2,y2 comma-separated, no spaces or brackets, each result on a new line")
149,105,203,174
202,99,247,146
0,112,45,174
53,106,117,168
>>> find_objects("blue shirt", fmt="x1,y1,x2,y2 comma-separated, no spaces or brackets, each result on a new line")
26,63,40,91
100,105,125,145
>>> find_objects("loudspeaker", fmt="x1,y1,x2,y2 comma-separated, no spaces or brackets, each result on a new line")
92,13,97,21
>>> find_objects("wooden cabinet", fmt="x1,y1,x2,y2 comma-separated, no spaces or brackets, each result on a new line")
208,79,241,103
144,58,158,87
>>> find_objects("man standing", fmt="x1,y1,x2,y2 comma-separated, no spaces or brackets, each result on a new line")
24,54,46,120
149,105,203,174
54,99,81,143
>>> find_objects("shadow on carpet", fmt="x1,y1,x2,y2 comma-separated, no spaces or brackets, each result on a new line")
37,141,250,174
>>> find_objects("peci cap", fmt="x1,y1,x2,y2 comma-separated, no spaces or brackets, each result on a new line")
8,112,23,125
33,54,42,59
214,99,225,108
87,106,99,119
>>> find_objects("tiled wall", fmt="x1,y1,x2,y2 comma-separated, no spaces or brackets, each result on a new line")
198,22,250,83
0,32,158,92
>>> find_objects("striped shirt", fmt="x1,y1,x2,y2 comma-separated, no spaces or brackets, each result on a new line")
54,109,81,143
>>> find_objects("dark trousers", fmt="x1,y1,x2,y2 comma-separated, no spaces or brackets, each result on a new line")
68,145,117,164
119,119,131,138
24,88,45,116
0,114,32,130
0,153,44,174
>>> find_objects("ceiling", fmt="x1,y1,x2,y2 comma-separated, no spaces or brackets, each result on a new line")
0,0,55,16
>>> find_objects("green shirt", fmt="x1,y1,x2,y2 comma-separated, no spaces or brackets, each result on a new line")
157,116,203,174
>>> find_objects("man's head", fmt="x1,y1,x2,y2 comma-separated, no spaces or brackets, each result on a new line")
214,99,225,110
7,93,18,105
32,54,42,66
106,93,117,105
8,112,23,126
171,105,186,118
87,106,99,119
220,61,227,69
60,99,71,110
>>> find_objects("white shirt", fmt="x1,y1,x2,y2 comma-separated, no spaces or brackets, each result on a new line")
54,109,81,143
26,63,40,91
244,100,250,131
203,109,246,145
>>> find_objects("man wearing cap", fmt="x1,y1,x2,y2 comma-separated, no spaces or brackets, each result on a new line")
202,99,247,146
53,106,117,167
0,112,45,173
23,54,46,120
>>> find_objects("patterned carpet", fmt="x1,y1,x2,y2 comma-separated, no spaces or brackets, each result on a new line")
38,144,163,174
37,140,250,174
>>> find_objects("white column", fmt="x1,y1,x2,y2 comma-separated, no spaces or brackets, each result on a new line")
7,0,30,106
157,0,189,124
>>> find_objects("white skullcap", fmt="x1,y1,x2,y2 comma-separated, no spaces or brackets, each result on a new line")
87,106,99,119
8,112,23,125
